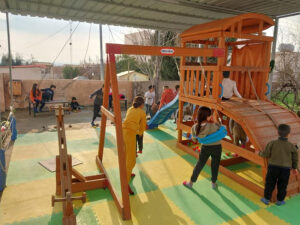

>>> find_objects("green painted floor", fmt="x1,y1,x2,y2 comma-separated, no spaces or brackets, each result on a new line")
0,120,298,225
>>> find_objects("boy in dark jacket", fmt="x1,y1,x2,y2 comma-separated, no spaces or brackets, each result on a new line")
90,85,104,127
42,84,56,102
259,124,298,206
70,97,80,111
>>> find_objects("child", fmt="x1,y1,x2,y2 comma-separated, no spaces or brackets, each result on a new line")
122,96,147,195
259,124,298,205
90,85,104,127
174,85,180,96
144,85,155,116
30,83,45,113
70,97,80,111
159,86,175,109
222,71,242,100
42,84,56,102
183,106,222,189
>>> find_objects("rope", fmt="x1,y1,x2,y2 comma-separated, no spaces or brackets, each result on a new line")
246,69,278,128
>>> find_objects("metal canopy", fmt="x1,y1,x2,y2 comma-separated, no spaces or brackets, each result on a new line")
0,0,299,31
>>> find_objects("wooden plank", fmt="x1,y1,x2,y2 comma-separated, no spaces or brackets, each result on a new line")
224,32,273,42
200,70,205,97
72,179,107,193
182,65,218,71
72,168,87,182
185,70,190,96
195,70,200,96
221,140,264,165
98,61,110,160
108,53,131,220
181,31,223,42
101,106,115,123
190,70,195,96
220,157,248,167
107,43,225,57
206,71,211,97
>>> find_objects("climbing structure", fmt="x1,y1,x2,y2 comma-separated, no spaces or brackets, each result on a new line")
98,43,224,220
177,13,300,199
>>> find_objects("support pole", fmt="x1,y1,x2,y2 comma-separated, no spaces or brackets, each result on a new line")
99,24,104,80
268,17,279,99
5,12,13,107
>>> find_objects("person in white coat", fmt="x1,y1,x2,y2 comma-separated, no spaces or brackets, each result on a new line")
221,71,242,100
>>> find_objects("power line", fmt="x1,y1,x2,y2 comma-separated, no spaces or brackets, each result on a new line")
17,23,70,51
52,22,80,65
83,24,92,64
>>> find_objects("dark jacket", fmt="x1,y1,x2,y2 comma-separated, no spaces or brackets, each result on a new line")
259,137,298,169
42,88,54,101
90,88,103,106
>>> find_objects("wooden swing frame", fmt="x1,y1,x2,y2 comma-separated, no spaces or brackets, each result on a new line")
97,43,225,220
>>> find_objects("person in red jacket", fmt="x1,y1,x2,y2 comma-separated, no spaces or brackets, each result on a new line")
159,86,175,110
30,83,45,113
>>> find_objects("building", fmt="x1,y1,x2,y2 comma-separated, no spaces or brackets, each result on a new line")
124,30,153,46
0,63,55,80
117,70,149,81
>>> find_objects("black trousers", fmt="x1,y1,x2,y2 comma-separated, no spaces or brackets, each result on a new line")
92,104,101,123
34,99,45,111
264,165,290,201
136,135,143,151
109,95,113,109
191,144,222,183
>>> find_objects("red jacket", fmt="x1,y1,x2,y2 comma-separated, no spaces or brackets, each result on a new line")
30,89,42,102
159,89,175,109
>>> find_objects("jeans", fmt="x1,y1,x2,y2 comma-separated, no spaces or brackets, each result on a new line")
191,145,222,183
145,104,151,115
34,99,45,112
264,165,291,201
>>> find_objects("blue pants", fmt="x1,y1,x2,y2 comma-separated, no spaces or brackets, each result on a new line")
34,99,45,112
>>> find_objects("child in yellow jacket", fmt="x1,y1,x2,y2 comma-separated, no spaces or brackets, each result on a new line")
122,96,147,195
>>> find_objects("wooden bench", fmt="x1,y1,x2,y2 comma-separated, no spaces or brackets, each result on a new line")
29,100,70,117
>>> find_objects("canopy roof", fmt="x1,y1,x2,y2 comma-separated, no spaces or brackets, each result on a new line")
0,0,299,31
181,13,274,38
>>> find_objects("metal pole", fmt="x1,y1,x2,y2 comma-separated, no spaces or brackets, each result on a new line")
268,17,279,99
99,24,104,80
6,12,13,107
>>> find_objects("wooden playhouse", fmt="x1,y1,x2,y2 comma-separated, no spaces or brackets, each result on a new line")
176,13,300,199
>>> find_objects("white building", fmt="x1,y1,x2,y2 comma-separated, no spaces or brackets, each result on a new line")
0,63,55,80
117,70,149,81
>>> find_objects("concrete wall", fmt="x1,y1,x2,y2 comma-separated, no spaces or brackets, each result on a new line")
0,74,180,111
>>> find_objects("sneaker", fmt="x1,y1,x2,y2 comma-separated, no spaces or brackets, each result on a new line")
183,181,193,188
260,197,270,205
138,150,143,154
212,182,218,189
91,122,98,127
131,173,136,178
276,200,286,206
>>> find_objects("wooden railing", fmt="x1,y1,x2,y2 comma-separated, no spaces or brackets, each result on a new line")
181,65,219,101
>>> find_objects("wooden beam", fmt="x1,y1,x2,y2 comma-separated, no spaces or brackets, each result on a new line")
101,106,115,123
224,32,273,42
106,43,225,57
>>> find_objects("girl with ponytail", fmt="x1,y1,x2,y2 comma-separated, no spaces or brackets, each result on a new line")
183,106,222,189
122,96,146,195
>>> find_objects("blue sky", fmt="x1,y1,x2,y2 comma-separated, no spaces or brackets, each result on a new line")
0,13,299,65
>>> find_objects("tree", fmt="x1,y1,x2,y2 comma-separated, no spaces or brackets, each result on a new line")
63,65,80,79
0,54,27,66
271,43,300,112
116,55,142,74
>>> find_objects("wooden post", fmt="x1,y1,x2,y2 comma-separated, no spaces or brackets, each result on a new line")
98,61,111,161
108,53,131,220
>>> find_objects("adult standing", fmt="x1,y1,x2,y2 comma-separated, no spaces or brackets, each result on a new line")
144,85,155,116
90,85,104,127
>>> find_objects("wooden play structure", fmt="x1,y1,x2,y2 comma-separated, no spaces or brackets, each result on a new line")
177,13,300,199
98,43,224,220
52,13,299,223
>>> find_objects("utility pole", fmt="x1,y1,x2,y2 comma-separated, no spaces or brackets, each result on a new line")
99,24,104,80
69,21,73,65
6,12,13,107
